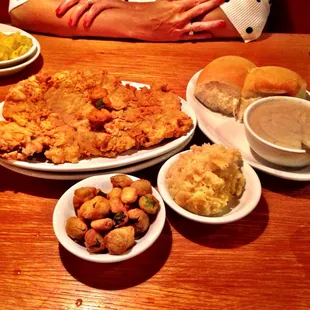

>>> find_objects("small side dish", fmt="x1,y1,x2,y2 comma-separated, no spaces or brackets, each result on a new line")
0,32,33,61
244,96,310,167
157,145,261,224
53,174,166,263
66,175,160,255
165,144,246,216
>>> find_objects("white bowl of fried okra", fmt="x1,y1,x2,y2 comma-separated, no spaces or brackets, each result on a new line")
53,174,166,263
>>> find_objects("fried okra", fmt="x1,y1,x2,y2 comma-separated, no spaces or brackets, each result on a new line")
110,175,133,188
109,197,127,213
128,208,150,234
66,216,88,241
84,229,106,253
113,210,129,228
107,187,122,200
104,226,135,255
91,218,114,231
139,194,160,215
130,179,152,196
78,196,110,220
73,187,99,208
66,175,160,255
120,187,138,204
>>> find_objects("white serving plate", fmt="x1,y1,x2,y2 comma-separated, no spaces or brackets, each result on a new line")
0,24,40,76
157,150,261,224
0,132,193,180
186,70,310,181
53,174,166,263
0,81,197,172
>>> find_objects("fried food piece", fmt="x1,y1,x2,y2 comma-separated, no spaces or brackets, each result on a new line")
65,216,88,241
0,121,42,160
73,187,99,208
107,187,122,200
130,179,152,196
120,187,138,204
0,71,133,163
88,86,108,103
109,197,127,213
84,229,106,253
104,226,135,255
0,70,193,163
128,209,150,235
110,174,133,188
91,218,114,231
113,210,129,228
139,194,160,215
104,83,193,148
78,196,110,220
87,109,112,130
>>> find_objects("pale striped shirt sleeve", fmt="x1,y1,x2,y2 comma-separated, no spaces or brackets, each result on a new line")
220,0,271,42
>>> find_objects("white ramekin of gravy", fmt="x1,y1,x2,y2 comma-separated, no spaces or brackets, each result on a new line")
243,96,310,168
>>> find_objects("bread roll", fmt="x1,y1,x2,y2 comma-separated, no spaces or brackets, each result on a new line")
236,66,308,120
194,56,257,116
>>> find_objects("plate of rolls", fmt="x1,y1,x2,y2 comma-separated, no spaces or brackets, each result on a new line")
186,55,310,181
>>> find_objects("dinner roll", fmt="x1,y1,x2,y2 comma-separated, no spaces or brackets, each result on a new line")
236,66,308,120
194,56,257,116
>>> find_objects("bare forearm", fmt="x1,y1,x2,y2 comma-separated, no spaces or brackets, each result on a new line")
10,0,143,39
10,0,239,40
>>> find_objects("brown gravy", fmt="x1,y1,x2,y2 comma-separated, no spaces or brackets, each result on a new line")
248,101,310,149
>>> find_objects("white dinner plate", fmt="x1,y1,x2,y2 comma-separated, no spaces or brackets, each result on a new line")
0,24,41,77
0,132,193,180
0,81,197,172
157,150,261,224
186,70,310,181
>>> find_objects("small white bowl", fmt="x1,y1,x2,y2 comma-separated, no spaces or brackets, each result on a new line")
157,151,261,224
53,174,166,263
243,96,310,168
0,37,40,78
0,31,37,68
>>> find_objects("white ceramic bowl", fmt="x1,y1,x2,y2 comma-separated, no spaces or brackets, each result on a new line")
53,174,166,263
0,24,41,77
243,96,310,168
0,31,37,68
0,37,40,78
157,151,261,224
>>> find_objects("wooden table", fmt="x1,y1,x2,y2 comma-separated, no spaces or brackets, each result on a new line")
0,33,309,310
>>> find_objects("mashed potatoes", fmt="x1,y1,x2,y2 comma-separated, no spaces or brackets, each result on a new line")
166,144,246,216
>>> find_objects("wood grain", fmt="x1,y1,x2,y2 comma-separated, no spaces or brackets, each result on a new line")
0,33,309,310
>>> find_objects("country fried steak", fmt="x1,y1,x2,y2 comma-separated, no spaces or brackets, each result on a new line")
0,70,193,164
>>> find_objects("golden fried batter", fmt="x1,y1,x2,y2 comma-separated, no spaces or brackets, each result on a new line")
0,70,193,163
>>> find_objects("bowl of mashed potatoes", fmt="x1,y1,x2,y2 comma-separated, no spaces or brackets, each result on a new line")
244,96,310,168
157,144,261,224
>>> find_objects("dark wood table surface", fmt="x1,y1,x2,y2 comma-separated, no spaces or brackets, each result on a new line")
0,33,309,310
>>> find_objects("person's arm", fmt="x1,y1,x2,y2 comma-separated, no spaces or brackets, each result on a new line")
218,0,271,42
10,0,238,41
197,7,240,39
9,0,144,38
